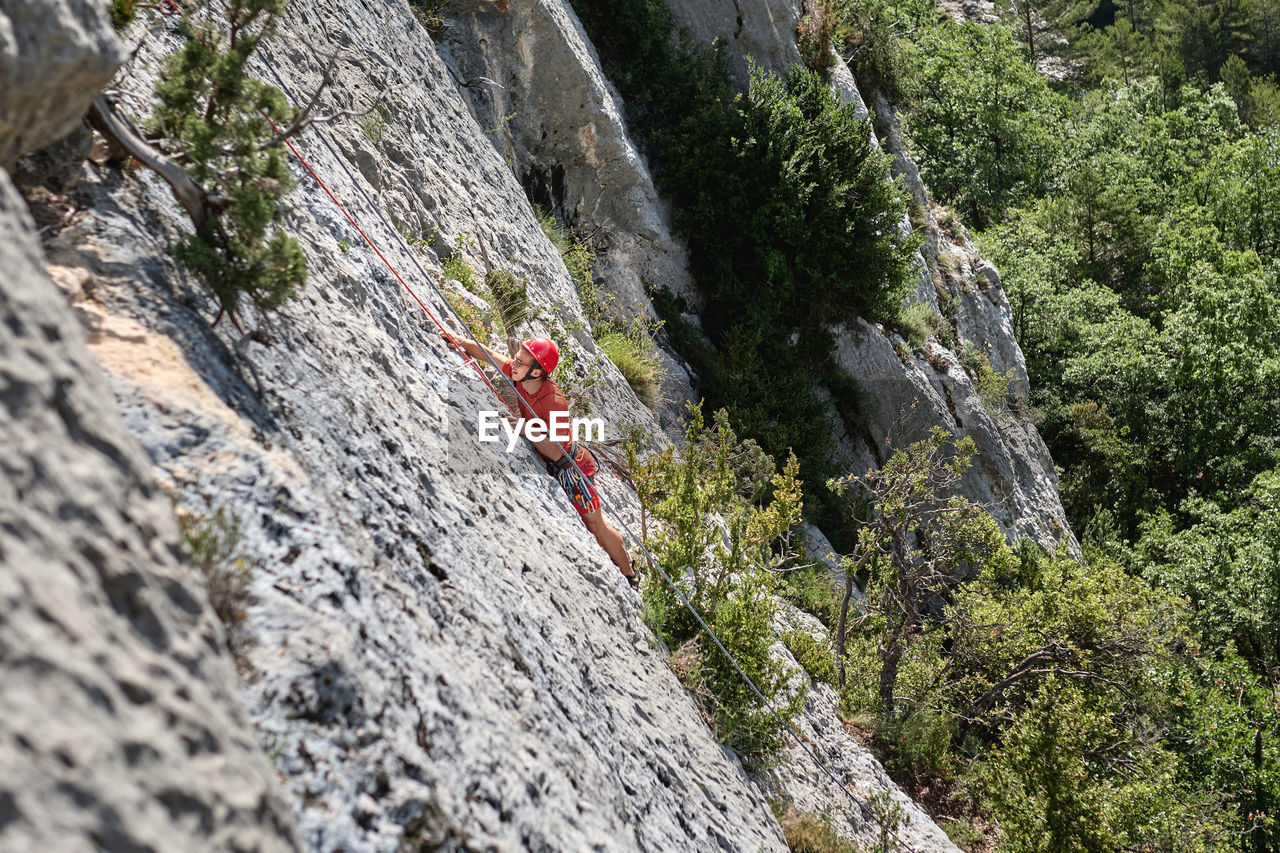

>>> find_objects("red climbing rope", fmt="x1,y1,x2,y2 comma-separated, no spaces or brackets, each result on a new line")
269,125,523,415
160,0,522,421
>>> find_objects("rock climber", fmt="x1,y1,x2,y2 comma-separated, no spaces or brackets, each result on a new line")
442,331,641,591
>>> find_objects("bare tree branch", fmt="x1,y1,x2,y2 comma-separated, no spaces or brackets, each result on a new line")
469,206,496,276
262,65,393,149
88,94,213,231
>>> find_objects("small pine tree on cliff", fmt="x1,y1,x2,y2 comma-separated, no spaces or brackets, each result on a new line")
149,0,306,324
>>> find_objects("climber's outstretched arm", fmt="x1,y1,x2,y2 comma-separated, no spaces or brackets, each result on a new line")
443,331,508,369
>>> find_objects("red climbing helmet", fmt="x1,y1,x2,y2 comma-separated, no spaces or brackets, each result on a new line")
522,336,560,376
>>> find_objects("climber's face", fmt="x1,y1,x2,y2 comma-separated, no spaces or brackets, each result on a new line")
511,348,542,383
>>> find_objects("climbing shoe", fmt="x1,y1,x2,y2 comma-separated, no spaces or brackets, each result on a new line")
625,570,641,592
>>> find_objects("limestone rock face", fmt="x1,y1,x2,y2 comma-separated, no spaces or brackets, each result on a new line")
0,163,299,853
3,0,1070,849
0,2,299,849
858,90,1077,555
669,0,805,84
0,0,124,168
18,0,963,846
830,318,1069,551
50,124,789,853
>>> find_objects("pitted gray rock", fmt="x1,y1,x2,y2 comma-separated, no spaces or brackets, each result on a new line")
0,2,299,849
0,0,125,168
0,165,299,853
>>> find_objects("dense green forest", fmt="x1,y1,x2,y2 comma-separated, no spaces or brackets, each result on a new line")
860,1,1280,840
887,2,1280,843
573,0,1280,848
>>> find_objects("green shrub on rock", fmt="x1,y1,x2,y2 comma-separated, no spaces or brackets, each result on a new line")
796,0,839,71
669,63,915,330
629,404,806,764
149,0,306,324
782,630,838,686
111,0,138,29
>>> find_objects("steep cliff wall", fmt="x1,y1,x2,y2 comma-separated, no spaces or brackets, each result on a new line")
436,0,700,436
1,0,1077,850
851,88,1076,553
35,3,780,849
12,1,879,850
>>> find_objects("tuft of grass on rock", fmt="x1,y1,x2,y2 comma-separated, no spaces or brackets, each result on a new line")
534,205,571,254
484,268,531,335
534,206,667,408
361,104,390,145
597,326,663,408
778,563,845,630
771,802,863,853
896,302,951,351
177,504,253,671
110,0,138,29
407,0,448,38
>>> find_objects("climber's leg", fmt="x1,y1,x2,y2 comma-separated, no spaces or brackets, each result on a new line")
582,509,635,580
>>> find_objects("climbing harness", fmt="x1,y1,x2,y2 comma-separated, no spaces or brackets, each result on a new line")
145,6,921,849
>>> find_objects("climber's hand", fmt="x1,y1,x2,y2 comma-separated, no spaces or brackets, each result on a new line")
439,329,461,351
